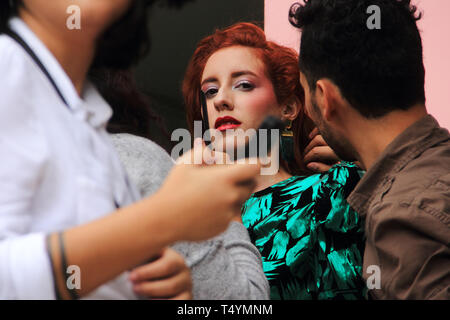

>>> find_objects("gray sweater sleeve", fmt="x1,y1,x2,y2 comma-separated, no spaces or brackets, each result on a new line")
110,133,270,300
109,133,174,197
172,222,270,300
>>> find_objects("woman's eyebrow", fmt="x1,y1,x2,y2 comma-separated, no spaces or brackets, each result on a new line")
201,70,257,87
231,70,257,78
201,77,217,87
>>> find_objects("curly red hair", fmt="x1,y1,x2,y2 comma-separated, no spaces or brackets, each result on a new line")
182,22,313,175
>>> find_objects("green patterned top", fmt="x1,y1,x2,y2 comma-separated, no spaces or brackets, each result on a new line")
241,162,366,300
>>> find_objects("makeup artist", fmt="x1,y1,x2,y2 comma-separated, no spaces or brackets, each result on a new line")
0,0,259,299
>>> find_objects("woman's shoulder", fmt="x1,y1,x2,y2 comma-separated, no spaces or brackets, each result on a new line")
0,35,40,103
292,162,363,191
249,162,363,201
279,162,364,223
301,162,364,232
110,133,174,197
0,34,37,85
110,133,173,164
0,35,51,146
0,34,19,63
318,161,364,191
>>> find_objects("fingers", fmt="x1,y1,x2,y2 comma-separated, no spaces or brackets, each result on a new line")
304,128,340,172
306,161,333,173
194,163,258,216
308,127,319,140
209,149,231,165
304,134,327,156
129,248,185,282
175,138,203,165
223,161,261,184
176,138,231,166
304,145,339,166
129,248,193,299
169,291,193,300
204,163,258,202
132,267,192,299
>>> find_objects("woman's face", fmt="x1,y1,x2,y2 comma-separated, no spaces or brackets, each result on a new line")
201,46,282,152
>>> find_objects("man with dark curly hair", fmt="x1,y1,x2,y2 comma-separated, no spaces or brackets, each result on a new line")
289,0,449,299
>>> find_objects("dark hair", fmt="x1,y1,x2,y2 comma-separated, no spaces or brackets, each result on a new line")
0,1,18,31
1,0,193,70
289,0,426,118
92,1,152,69
90,68,171,151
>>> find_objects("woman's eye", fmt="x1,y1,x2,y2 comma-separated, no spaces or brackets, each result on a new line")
204,88,218,98
234,81,254,91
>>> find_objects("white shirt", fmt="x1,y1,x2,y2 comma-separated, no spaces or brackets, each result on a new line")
0,18,140,299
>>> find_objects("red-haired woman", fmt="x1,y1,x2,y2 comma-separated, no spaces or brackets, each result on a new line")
183,22,366,300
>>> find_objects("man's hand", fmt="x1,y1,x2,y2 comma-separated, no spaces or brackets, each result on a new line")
303,128,340,172
129,248,192,300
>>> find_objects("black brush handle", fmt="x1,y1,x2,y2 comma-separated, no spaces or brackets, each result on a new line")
200,91,211,145
236,116,285,160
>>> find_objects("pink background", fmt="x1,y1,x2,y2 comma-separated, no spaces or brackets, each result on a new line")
264,0,450,129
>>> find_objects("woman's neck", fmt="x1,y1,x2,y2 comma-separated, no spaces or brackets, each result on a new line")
253,167,292,193
20,10,96,96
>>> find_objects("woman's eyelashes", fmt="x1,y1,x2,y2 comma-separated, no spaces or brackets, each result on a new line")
233,80,254,91
204,86,218,99
203,80,255,99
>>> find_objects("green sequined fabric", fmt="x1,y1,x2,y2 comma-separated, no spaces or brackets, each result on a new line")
241,162,366,300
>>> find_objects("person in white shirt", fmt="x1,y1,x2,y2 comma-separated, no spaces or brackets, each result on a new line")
0,0,260,299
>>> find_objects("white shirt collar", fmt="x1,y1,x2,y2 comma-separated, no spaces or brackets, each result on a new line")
8,17,112,128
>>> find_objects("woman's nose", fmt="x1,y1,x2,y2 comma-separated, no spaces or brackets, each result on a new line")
213,89,233,112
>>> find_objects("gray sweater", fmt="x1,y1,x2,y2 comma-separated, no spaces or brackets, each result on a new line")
110,133,269,300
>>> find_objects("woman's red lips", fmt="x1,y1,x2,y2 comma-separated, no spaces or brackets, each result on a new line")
215,116,242,131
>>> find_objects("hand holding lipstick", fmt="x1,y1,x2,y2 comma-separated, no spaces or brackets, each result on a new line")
157,138,259,241
176,138,231,165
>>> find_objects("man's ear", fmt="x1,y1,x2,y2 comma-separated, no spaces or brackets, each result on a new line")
281,96,302,121
315,79,343,122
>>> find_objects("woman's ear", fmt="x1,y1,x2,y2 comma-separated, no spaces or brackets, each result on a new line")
281,96,302,121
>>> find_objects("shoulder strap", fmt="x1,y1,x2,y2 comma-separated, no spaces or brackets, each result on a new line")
4,29,134,209
4,29,70,108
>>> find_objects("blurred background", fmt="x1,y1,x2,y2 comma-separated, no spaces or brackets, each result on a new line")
133,0,449,151
133,0,264,151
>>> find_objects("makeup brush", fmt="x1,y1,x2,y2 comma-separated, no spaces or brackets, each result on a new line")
199,90,211,146
236,115,285,160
